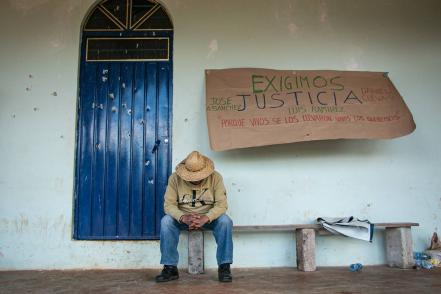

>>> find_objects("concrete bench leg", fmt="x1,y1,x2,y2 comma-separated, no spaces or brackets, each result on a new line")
188,230,204,274
385,227,414,269
296,229,316,271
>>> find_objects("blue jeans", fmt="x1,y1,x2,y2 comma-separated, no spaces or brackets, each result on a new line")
160,214,233,266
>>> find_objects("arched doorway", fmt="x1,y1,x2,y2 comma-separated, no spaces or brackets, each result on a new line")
74,0,173,240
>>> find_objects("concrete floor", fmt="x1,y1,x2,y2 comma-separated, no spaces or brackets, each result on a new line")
0,266,440,294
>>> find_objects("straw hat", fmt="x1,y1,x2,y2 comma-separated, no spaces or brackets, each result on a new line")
175,151,215,182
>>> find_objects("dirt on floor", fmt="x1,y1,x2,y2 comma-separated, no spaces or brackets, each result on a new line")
0,266,440,294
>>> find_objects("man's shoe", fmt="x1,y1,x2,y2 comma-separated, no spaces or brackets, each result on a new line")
218,263,232,282
155,265,179,283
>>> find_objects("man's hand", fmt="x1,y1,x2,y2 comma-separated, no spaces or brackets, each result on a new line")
180,214,194,226
180,214,210,230
189,214,209,230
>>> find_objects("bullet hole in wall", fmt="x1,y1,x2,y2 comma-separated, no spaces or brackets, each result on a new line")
33,107,39,112
52,91,58,96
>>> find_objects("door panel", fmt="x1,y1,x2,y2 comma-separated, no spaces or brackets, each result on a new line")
103,62,121,236
77,59,96,238
143,63,159,236
94,63,109,237
130,63,146,237
117,62,134,237
156,64,171,233
75,60,171,240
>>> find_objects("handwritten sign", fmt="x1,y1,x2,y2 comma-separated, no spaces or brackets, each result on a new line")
206,68,415,151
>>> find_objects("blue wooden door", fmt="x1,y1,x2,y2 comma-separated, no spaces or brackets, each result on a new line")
74,0,173,240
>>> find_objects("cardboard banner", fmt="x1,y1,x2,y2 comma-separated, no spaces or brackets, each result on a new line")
206,68,415,151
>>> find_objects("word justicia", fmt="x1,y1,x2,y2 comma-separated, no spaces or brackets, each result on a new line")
235,90,363,112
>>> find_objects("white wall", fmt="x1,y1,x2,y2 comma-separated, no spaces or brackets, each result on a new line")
1,0,440,270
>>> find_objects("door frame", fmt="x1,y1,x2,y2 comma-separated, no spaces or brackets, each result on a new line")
73,0,173,240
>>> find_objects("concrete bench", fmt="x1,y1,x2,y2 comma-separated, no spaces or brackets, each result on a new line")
187,222,419,274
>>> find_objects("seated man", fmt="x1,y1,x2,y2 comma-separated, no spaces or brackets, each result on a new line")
156,151,233,283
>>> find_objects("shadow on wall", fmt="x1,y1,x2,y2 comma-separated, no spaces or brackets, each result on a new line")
213,139,382,162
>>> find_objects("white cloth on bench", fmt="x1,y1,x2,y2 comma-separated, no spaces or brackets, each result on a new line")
317,217,374,242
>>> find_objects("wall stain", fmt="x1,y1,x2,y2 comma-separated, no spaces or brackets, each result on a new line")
318,0,328,23
12,215,29,233
8,0,51,15
2,215,70,238
288,22,299,34
0,218,10,234
54,177,64,193
206,39,218,59
50,0,83,51
303,210,318,220
360,203,373,214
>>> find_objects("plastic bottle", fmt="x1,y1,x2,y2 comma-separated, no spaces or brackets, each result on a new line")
422,260,434,270
349,263,363,272
414,252,433,269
